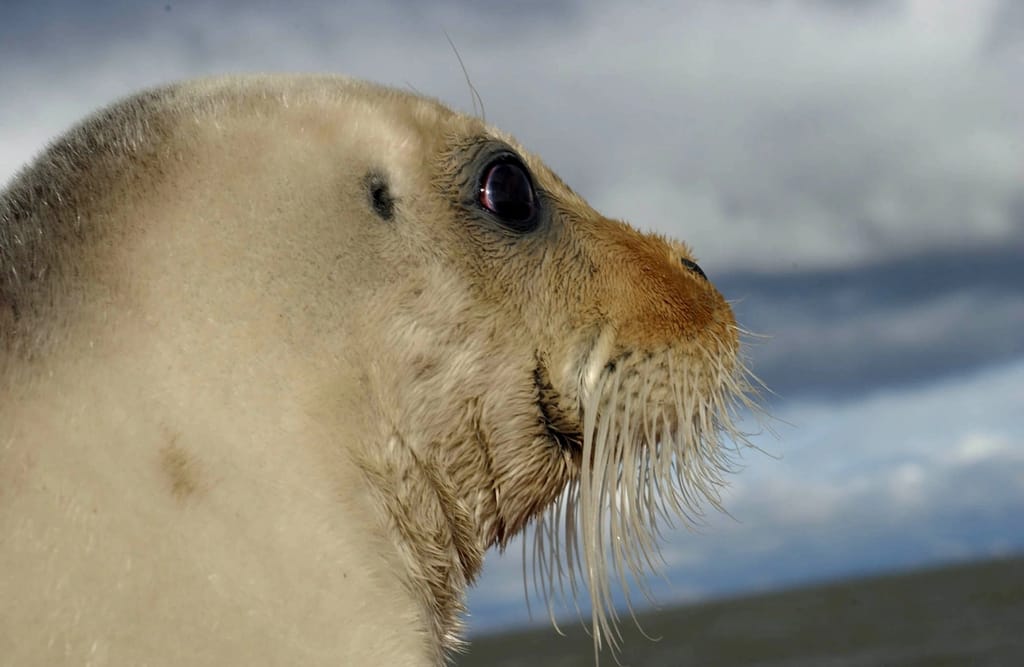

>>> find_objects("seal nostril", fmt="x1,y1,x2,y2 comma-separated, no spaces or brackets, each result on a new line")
680,257,708,281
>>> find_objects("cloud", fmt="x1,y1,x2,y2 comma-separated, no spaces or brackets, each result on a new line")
986,0,1024,56
721,244,1024,399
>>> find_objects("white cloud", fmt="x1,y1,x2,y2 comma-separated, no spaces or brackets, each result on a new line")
948,431,1015,465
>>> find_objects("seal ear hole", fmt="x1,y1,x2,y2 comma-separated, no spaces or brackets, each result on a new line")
680,257,708,281
364,171,395,221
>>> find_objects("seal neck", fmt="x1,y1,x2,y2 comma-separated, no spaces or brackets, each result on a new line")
355,431,488,652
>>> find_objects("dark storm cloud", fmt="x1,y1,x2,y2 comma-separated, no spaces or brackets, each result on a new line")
720,243,1024,400
986,0,1024,57
0,0,579,60
802,0,898,9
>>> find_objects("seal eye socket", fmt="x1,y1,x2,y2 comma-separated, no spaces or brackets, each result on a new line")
478,157,539,232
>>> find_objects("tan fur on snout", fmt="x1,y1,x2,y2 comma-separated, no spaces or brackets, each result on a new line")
0,74,757,665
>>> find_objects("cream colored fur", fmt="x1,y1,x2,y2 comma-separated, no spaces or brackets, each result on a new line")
0,75,754,665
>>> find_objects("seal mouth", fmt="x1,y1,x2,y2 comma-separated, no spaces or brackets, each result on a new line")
532,359,583,455
530,324,619,457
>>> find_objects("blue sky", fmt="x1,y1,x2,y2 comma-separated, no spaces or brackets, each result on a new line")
2,0,1022,636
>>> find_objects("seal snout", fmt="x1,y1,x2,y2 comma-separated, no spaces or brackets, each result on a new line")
580,221,736,355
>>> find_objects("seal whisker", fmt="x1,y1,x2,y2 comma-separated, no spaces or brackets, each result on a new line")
526,339,763,662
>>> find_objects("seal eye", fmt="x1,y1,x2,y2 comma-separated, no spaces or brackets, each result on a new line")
479,157,538,232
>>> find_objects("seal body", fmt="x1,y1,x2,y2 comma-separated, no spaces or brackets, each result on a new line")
0,75,752,665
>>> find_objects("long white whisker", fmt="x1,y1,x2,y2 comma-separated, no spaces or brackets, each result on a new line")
527,337,764,664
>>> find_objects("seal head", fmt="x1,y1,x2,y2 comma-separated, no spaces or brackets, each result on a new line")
0,75,756,665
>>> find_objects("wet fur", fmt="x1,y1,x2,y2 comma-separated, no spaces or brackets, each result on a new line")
0,75,755,665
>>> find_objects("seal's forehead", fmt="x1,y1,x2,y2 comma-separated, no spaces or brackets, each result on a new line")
163,74,491,193
170,74,481,144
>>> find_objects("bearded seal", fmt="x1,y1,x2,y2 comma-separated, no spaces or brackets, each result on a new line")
0,75,756,665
